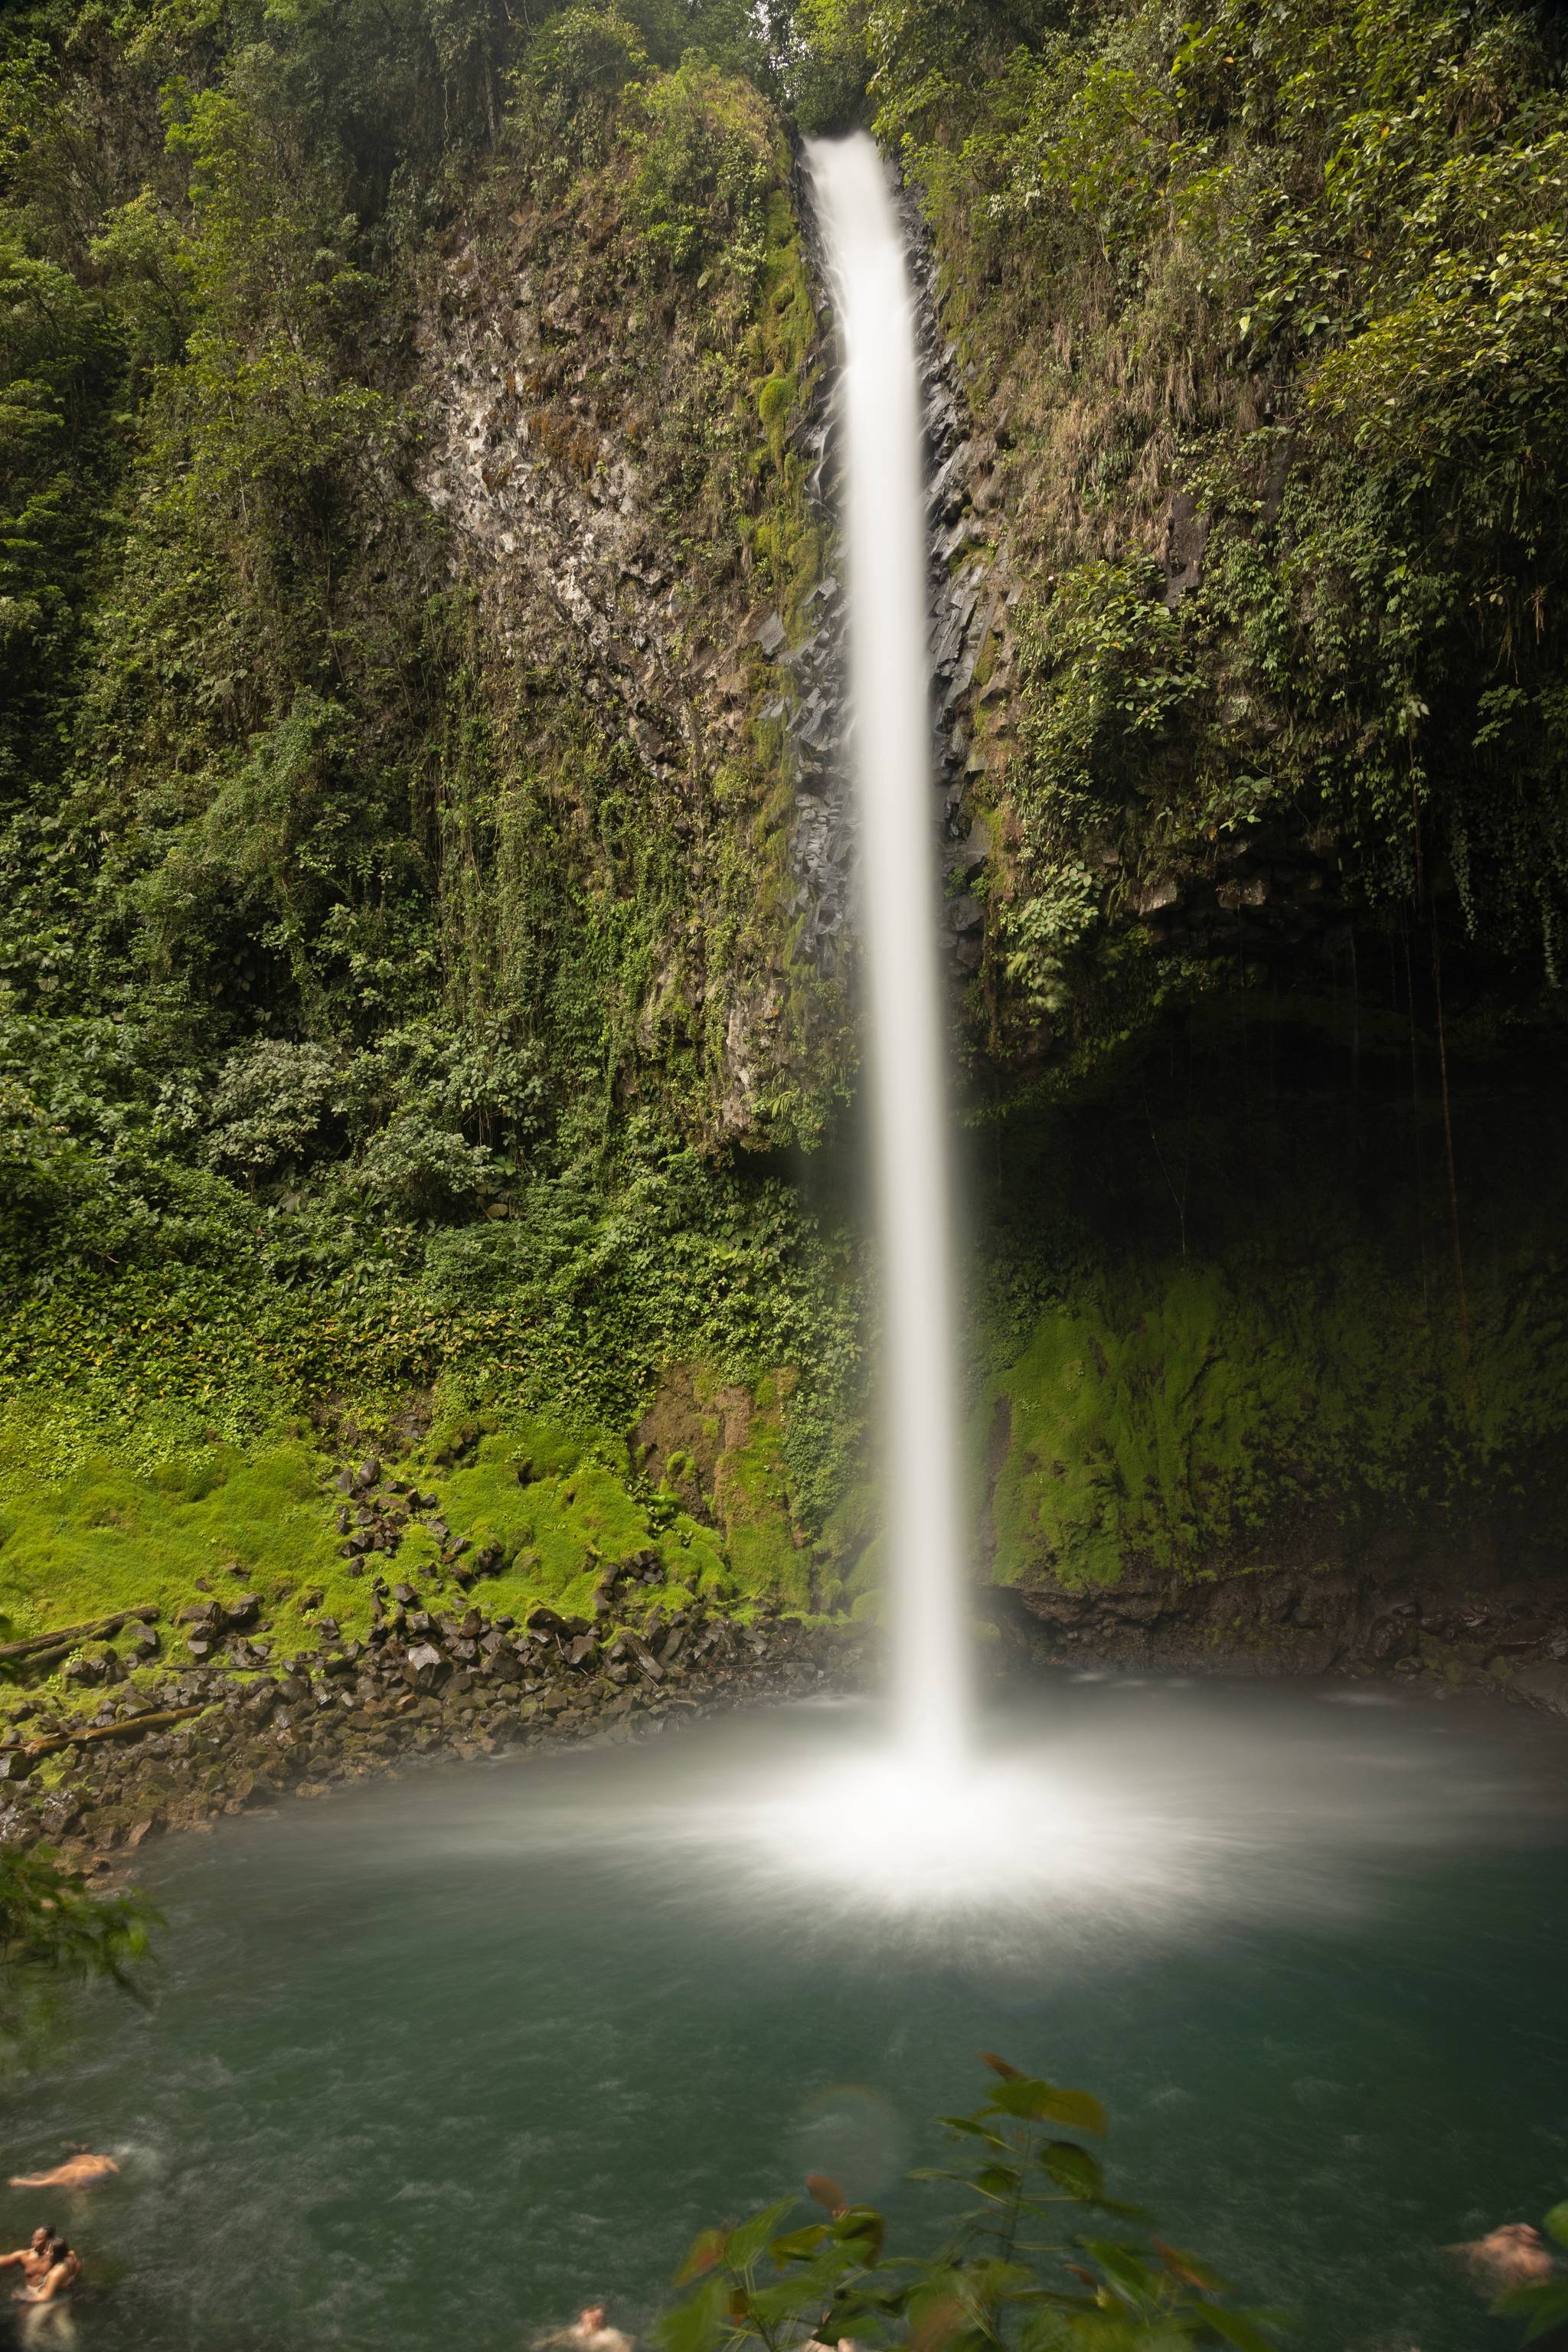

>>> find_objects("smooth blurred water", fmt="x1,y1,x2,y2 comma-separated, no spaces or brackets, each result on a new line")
5,1678,1566,2352
805,130,969,1766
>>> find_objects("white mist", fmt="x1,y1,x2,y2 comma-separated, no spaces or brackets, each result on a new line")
805,133,969,1769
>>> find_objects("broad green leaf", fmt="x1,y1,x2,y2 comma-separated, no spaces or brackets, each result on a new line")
1152,2240,1230,2293
903,2278,969,2352
988,2080,1109,2137
746,2274,848,2331
1543,2202,1568,2251
1040,2089,1109,2138
832,2204,886,2264
1523,2285,1568,2347
673,2228,730,2288
975,2162,1024,2198
657,2275,730,2352
1200,2304,1281,2352
1040,2141,1106,2203
1080,2238,1161,2302
769,2225,828,2266
1494,2280,1568,2344
962,2259,1040,2301
941,2115,1012,2146
724,2198,798,2274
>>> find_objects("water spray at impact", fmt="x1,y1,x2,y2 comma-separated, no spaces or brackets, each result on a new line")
805,132,969,1773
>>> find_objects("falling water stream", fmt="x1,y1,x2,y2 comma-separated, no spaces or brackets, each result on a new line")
805,132,969,1769
10,135,1568,2352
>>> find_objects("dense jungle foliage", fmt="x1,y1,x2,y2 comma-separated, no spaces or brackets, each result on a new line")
2,0,1566,1619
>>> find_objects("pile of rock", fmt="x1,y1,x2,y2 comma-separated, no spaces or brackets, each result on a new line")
1009,1560,1568,1713
330,1459,505,1586
0,1592,872,1868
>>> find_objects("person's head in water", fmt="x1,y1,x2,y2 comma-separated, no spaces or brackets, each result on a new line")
579,2310,607,2334
30,2232,52,2256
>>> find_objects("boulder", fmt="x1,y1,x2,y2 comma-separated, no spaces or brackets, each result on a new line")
405,1643,451,1694
1512,1662,1568,1717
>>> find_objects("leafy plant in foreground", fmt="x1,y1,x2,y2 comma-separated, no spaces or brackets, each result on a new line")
1491,2203,1568,2346
0,1842,160,2066
660,2054,1279,2352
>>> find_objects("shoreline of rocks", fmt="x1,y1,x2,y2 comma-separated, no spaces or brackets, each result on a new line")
5,1555,1566,1883
0,1597,876,1873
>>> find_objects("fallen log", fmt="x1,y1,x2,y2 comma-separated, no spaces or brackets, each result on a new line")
18,1704,207,1759
0,1607,160,1662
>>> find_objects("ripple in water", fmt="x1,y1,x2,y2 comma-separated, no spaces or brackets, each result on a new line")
5,1677,1566,2352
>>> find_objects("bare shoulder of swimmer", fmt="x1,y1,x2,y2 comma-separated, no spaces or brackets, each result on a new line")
1449,2223,1556,2288
19,2262,71,2308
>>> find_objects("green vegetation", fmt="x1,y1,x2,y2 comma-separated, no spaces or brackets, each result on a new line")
2,0,1566,1638
0,1841,158,2064
851,0,1568,1054
1494,2205,1568,2343
982,1242,1568,1592
661,2052,1281,2352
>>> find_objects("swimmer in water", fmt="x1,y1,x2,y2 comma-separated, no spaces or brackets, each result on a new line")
14,2237,80,2344
537,2304,636,2352
0,2230,57,2292
6,2154,117,2191
1449,2222,1557,2291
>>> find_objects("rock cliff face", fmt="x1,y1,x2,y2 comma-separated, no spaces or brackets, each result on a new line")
420,235,713,784
999,1537,1568,1713
409,127,848,1150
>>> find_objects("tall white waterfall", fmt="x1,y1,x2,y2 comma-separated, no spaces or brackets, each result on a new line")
805,133,969,1769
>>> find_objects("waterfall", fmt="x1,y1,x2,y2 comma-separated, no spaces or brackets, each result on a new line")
805,133,969,1770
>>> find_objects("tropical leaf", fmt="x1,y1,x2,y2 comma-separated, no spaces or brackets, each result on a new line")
746,2272,847,2332
673,2229,730,2288
656,2273,730,2352
987,2079,1109,2137
1494,2279,1568,2345
1542,2203,1568,2252
975,2161,1024,2198
1152,2242,1230,2293
1200,2304,1286,2352
1040,2141,1106,2203
1079,2238,1162,2302
724,2199,798,2274
831,2205,886,2265
960,2259,1040,2303
769,2225,828,2266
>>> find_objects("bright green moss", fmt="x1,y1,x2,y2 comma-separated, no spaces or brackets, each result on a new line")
982,1250,1568,1592
0,1437,342,1648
